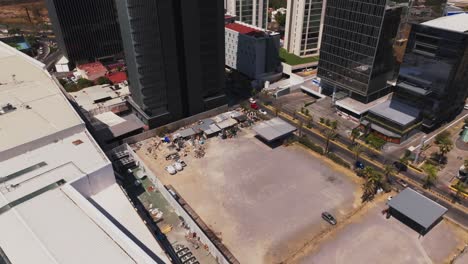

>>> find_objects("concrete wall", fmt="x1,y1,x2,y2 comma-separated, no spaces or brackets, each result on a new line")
123,104,228,145
124,144,238,264
70,163,116,198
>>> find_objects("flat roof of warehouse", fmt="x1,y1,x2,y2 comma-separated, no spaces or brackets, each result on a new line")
252,117,296,142
388,188,447,229
0,41,83,154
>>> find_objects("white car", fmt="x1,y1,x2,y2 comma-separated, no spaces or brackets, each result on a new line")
464,104,468,110
249,97,255,103
165,165,176,175
173,162,183,171
259,109,267,115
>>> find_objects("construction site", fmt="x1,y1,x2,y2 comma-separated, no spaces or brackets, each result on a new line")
128,109,362,263
119,106,468,264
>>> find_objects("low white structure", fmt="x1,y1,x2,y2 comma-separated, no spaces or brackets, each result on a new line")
55,55,70,72
224,0,268,29
225,22,281,79
284,0,326,57
0,41,168,264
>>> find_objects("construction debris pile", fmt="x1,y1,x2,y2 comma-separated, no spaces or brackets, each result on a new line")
133,109,264,175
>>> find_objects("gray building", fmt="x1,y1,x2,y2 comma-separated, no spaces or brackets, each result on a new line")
225,22,280,79
116,0,226,128
46,0,123,64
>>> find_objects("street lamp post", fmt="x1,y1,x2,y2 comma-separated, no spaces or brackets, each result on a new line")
414,135,427,164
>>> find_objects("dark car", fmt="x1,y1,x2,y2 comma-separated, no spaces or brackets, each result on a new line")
393,161,408,172
355,161,365,170
321,212,337,225
397,179,408,188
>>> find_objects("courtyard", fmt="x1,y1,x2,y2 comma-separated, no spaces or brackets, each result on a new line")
136,128,362,263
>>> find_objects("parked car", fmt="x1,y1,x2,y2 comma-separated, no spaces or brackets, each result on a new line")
173,162,183,171
355,161,365,170
249,98,256,103
165,165,177,175
464,104,468,110
178,160,187,167
321,212,337,225
259,109,267,115
397,179,408,188
393,161,408,172
250,102,259,110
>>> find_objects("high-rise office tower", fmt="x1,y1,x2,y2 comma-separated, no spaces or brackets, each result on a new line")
318,0,404,103
116,0,226,128
225,0,269,29
46,0,123,64
284,0,326,57
393,14,468,131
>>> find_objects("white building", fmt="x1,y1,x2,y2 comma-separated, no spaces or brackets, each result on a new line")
284,0,326,57
0,41,169,264
225,0,269,29
225,22,280,79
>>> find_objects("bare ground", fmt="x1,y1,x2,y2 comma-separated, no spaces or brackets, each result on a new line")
136,129,361,264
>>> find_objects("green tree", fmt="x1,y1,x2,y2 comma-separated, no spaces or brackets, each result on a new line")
306,116,313,128
437,138,453,163
435,131,450,144
8,28,21,35
383,164,396,184
351,128,360,145
275,12,286,27
361,167,382,202
77,78,94,89
464,159,468,169
270,0,287,9
351,144,363,162
331,120,338,130
423,164,438,189
324,128,337,154
96,76,111,85
453,180,466,202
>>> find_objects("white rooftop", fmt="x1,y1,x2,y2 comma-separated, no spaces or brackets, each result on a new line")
0,41,83,154
69,84,130,112
336,93,392,115
422,13,468,33
0,42,167,264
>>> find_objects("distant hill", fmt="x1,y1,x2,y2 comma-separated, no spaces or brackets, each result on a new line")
0,0,48,26
0,0,43,6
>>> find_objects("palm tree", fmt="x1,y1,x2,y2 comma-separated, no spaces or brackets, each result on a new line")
437,138,453,164
361,167,382,202
423,164,438,189
298,120,303,137
453,180,466,202
306,116,313,128
351,144,363,162
383,164,396,184
324,128,337,153
350,128,360,145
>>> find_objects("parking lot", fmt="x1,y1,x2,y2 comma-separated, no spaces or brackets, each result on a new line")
136,128,361,263
296,198,468,264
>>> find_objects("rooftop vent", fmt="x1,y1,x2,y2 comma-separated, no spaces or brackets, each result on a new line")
0,103,17,115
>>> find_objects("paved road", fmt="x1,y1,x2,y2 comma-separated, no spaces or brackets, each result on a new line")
258,98,468,227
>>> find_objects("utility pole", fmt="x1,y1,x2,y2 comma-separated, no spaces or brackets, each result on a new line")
414,135,427,164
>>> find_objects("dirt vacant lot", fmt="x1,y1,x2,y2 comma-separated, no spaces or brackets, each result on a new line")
297,199,468,264
137,129,361,263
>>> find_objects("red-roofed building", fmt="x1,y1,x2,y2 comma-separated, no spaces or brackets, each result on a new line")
106,71,127,84
225,22,281,79
77,62,108,81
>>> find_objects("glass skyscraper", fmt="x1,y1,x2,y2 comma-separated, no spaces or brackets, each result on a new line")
46,0,123,64
318,0,405,103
